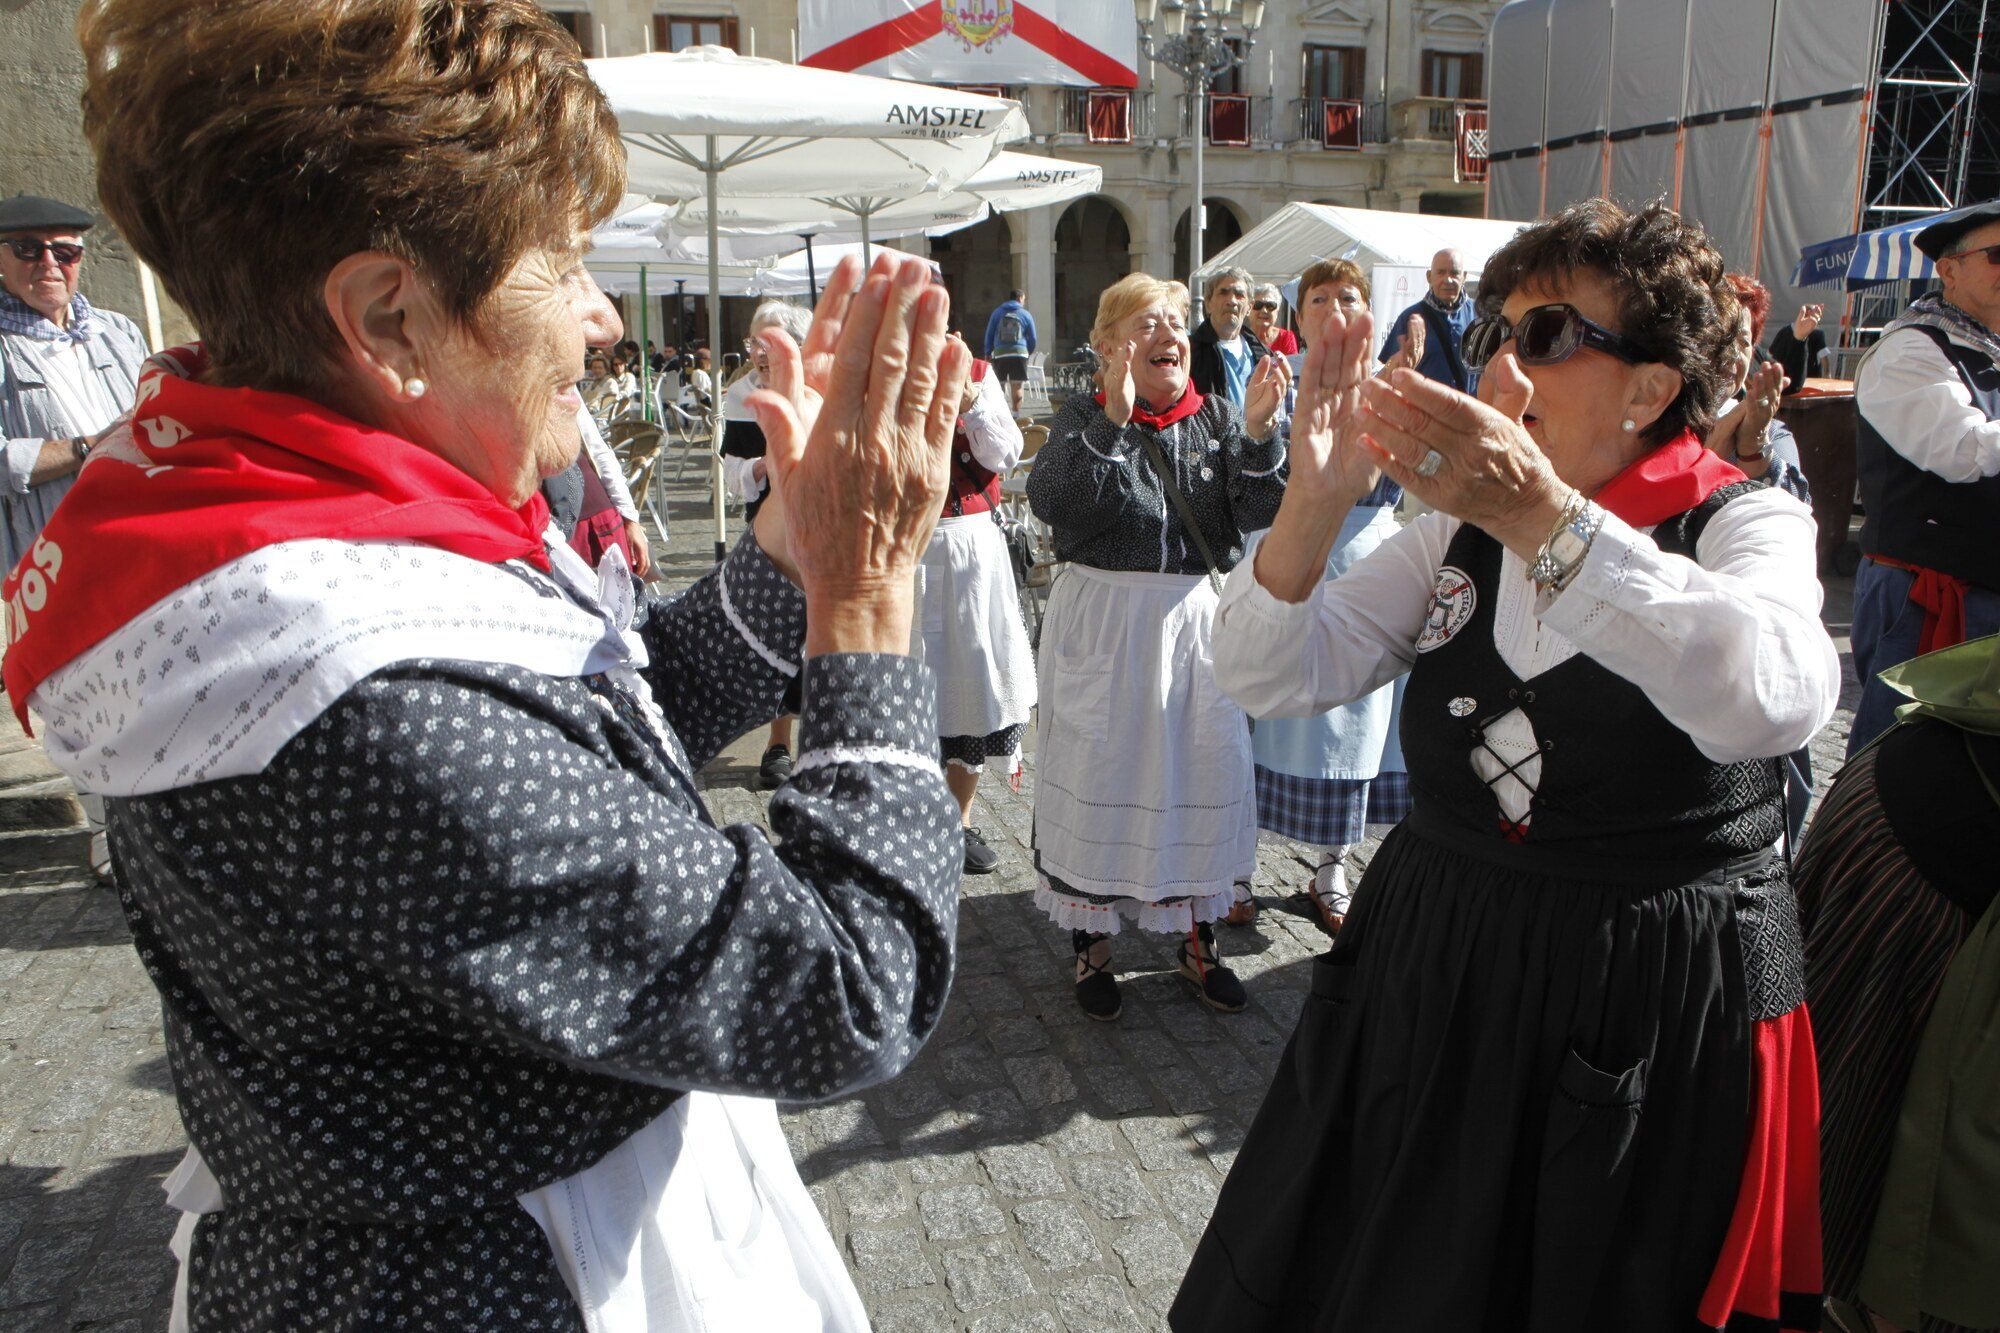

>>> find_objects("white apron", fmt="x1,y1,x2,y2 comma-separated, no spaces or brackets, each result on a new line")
1031,565,1257,934
910,514,1036,743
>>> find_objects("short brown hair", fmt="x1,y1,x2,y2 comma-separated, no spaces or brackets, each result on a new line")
1298,258,1369,305
1476,198,1731,445
79,0,625,393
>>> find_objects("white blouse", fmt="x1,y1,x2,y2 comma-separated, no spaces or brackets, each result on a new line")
1213,490,1839,823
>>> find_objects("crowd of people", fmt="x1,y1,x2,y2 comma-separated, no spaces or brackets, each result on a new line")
2,0,1997,1329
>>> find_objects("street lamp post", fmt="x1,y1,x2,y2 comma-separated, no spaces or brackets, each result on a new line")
1136,0,1268,294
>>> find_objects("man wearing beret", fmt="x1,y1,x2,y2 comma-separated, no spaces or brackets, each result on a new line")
0,195,149,885
0,195,148,574
1850,198,2000,753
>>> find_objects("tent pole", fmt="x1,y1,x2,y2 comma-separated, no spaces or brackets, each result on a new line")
802,234,818,302
861,212,873,264
707,140,728,564
638,265,651,424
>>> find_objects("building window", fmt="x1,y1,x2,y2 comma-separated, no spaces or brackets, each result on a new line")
654,14,739,51
1303,45,1365,102
1421,49,1484,100
1210,38,1247,96
543,9,593,57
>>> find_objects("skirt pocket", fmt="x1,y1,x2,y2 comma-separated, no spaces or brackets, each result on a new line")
1291,951,1360,1105
1528,1046,1650,1328
1045,650,1113,746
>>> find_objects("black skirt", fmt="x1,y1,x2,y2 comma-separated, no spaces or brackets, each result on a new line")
1173,816,1799,1332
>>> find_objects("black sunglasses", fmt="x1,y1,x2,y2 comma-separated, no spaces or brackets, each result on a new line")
1461,302,1654,370
3,239,85,266
1946,241,2000,267
1251,300,1280,311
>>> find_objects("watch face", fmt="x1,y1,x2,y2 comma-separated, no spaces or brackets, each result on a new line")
1548,528,1589,565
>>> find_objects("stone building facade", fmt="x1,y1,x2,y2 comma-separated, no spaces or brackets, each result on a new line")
0,0,1503,359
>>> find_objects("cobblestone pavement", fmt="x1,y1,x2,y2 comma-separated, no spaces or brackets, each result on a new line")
0,462,1860,1331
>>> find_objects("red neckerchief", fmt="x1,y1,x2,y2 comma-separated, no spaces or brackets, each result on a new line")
1095,382,1205,430
3,345,552,728
1589,429,1747,528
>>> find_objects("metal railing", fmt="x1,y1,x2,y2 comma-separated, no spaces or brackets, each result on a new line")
1289,97,1389,149
1169,93,1278,145
1055,88,1157,142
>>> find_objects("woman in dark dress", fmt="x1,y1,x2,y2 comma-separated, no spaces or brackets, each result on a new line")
1175,200,1840,1332
19,2,973,1325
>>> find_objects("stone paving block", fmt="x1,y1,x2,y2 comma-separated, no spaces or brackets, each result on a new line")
1150,1169,1223,1241
832,1160,913,1226
868,1290,956,1333
1132,1280,1181,1326
977,1142,1065,1199
1112,1218,1192,1288
1002,1054,1076,1109
1116,1115,1201,1173
969,1307,1062,1333
871,1069,948,1122
936,1041,1002,1092
0,1228,95,1308
939,1237,1036,1312
1052,1273,1147,1332
1156,1069,1220,1116
906,1148,980,1185
982,1011,1050,1056
918,1183,1008,1242
796,1098,886,1153
1068,1158,1158,1221
846,1226,938,1294
1013,1198,1100,1273
956,1086,1030,1134
1036,1109,1120,1157
1079,1064,1155,1115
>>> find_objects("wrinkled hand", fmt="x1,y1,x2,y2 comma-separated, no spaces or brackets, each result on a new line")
1384,312,1426,374
1101,339,1137,427
1244,353,1292,440
1792,303,1823,339
747,252,971,653
1357,354,1571,557
1742,359,1786,441
1286,300,1379,508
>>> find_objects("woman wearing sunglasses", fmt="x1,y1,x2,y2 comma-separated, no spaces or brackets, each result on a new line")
1176,200,1838,1332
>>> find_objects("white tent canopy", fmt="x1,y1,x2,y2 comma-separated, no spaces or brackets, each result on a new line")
588,46,1028,558
1195,204,1527,288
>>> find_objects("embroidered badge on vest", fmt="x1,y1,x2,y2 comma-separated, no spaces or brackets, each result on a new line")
1416,565,1476,653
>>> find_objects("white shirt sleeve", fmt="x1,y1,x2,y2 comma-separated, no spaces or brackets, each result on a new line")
720,454,766,502
575,409,640,521
958,371,1024,473
1212,513,1456,718
1855,327,2000,483
1535,488,1839,762
4,437,42,494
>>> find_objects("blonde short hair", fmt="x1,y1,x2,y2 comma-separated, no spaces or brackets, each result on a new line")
1089,273,1191,353
748,300,812,345
1298,258,1369,305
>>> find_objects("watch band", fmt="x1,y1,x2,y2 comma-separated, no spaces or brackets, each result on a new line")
1529,492,1604,594
70,435,91,464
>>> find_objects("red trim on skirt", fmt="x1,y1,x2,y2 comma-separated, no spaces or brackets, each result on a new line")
1698,1006,1824,1332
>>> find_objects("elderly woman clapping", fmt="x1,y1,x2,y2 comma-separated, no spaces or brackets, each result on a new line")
14,2,971,1326
1026,273,1289,1020
1176,200,1838,1331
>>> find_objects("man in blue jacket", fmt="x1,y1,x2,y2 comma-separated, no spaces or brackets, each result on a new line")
1380,248,1475,391
984,290,1036,413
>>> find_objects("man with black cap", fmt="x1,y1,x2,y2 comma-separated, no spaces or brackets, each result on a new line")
0,195,148,887
1849,198,2000,753
0,195,148,573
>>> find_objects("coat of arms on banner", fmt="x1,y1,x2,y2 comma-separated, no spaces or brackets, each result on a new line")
943,0,1014,51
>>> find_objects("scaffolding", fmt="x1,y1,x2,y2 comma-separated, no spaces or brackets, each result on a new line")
1851,0,1995,339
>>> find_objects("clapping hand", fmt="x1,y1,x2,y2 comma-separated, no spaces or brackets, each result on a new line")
1101,339,1138,427
1382,312,1426,374
1355,354,1572,559
748,252,972,655
1244,353,1292,441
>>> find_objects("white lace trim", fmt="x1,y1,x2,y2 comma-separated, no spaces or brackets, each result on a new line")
1032,877,1235,936
718,560,798,678
792,743,937,776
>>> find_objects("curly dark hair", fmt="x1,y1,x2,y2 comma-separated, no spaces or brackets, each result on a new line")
1476,198,1733,446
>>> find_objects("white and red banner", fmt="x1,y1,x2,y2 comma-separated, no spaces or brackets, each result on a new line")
800,0,1138,89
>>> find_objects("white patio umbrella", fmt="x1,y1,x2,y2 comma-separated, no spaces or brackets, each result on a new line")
749,244,940,299
589,47,1028,560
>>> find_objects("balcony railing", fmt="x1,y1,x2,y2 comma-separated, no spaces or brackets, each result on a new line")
1056,87,1156,143
1291,97,1389,149
1174,93,1277,145
1455,105,1489,183
1393,96,1487,142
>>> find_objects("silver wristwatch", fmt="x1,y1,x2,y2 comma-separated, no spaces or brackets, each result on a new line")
1528,493,1604,593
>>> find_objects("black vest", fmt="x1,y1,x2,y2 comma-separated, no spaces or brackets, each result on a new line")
1401,483,1784,876
1857,324,2000,591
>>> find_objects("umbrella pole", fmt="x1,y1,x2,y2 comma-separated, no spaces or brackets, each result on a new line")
802,234,818,302
861,212,872,265
708,141,728,565
638,266,651,424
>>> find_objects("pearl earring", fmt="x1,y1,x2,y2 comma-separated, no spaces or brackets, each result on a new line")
403,377,427,400
1620,418,1636,432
